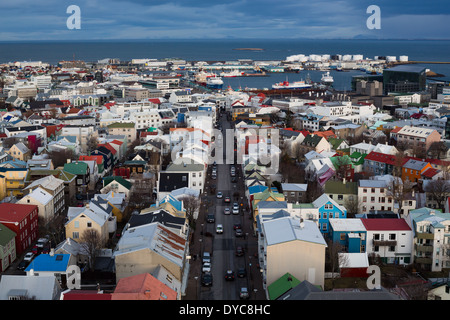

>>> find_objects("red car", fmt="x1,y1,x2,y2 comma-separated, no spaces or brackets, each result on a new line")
224,196,231,203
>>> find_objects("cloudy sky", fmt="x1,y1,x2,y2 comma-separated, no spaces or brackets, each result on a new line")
0,0,448,41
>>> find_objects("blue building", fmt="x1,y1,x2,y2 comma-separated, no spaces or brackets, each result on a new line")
312,194,347,236
329,218,367,253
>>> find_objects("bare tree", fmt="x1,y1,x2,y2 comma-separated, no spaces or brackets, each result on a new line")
344,196,361,218
326,239,347,288
424,179,450,212
80,229,102,270
180,194,201,228
49,149,74,167
86,136,99,153
386,177,414,215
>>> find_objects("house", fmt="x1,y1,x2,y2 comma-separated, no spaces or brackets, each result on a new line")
393,125,441,155
101,176,132,198
338,252,370,278
299,134,331,154
24,253,76,288
402,159,433,183
107,122,137,144
112,273,178,300
93,191,127,223
329,218,367,253
113,222,188,293
63,161,90,194
361,218,413,265
0,223,16,272
65,201,113,247
0,203,38,254
163,161,205,194
312,194,347,235
18,187,54,222
324,180,358,207
267,272,302,300
358,179,394,214
259,216,327,297
7,142,31,161
281,183,308,204
0,275,62,300
408,208,450,272
0,167,28,199
363,151,398,176
251,189,285,228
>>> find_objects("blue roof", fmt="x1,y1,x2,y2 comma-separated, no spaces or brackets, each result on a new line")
25,254,70,272
248,185,268,195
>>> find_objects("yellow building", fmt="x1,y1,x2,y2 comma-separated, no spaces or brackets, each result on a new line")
0,168,28,200
7,142,31,161
65,205,110,246
251,189,285,228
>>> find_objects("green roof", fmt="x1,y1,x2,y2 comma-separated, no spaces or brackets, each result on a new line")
64,162,89,175
107,122,135,128
328,137,345,150
103,176,132,190
0,222,16,246
267,273,301,300
25,169,76,183
324,180,358,195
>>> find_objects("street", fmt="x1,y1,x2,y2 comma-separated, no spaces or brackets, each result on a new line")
194,110,264,300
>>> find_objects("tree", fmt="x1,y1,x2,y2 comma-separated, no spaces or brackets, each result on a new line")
180,194,200,229
386,176,414,215
86,136,99,153
80,229,102,270
424,179,450,212
49,149,74,167
325,239,348,288
428,141,448,160
344,196,361,218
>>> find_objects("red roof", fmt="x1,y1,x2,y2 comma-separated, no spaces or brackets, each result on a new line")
62,290,112,300
98,143,117,154
148,98,162,104
110,139,124,146
79,155,104,165
364,151,399,166
361,218,411,231
0,203,38,223
421,167,440,178
390,127,402,134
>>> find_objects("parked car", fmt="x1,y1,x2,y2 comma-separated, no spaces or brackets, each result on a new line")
235,246,244,257
17,260,29,271
202,262,212,273
201,272,213,286
36,237,49,248
216,224,224,234
240,287,250,299
31,245,40,255
224,207,231,215
207,213,215,223
231,176,237,183
23,252,34,262
232,203,239,214
225,270,235,281
202,252,211,264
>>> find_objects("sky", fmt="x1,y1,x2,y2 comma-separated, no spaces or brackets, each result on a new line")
0,0,449,41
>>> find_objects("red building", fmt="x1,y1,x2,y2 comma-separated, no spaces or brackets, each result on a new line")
0,203,39,254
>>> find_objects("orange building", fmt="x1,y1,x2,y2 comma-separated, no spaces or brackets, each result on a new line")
402,159,433,182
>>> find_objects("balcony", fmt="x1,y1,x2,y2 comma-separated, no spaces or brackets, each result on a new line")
415,244,434,253
373,240,397,247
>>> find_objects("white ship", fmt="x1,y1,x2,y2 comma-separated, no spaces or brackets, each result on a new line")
206,75,224,89
220,69,244,77
194,70,216,85
321,71,334,85
272,79,312,90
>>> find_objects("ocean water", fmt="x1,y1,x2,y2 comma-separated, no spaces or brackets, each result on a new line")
1,39,449,91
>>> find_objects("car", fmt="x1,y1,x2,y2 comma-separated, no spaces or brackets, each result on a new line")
36,237,49,248
235,228,243,237
237,267,247,278
202,252,211,264
224,270,235,281
211,174,217,180
224,196,231,203
223,207,231,215
235,246,244,256
202,262,211,273
232,203,239,214
17,260,29,271
206,213,215,223
201,272,213,286
240,287,250,299
216,224,223,234
31,245,40,255
233,223,242,230
216,192,223,199
231,176,237,183
23,252,34,262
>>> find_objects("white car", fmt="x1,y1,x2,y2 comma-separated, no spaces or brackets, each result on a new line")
216,224,224,234
216,192,223,199
23,252,34,262
224,207,231,215
202,262,212,273
232,203,239,214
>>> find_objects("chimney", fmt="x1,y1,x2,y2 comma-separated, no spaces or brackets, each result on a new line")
50,248,54,256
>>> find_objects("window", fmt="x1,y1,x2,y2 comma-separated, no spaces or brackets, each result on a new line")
389,234,396,240
74,221,79,228
73,232,79,239
374,234,380,240
340,234,346,241
87,222,92,228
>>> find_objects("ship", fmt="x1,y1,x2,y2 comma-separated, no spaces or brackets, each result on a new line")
206,75,224,89
321,71,334,85
194,70,216,85
220,69,244,77
272,78,312,90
